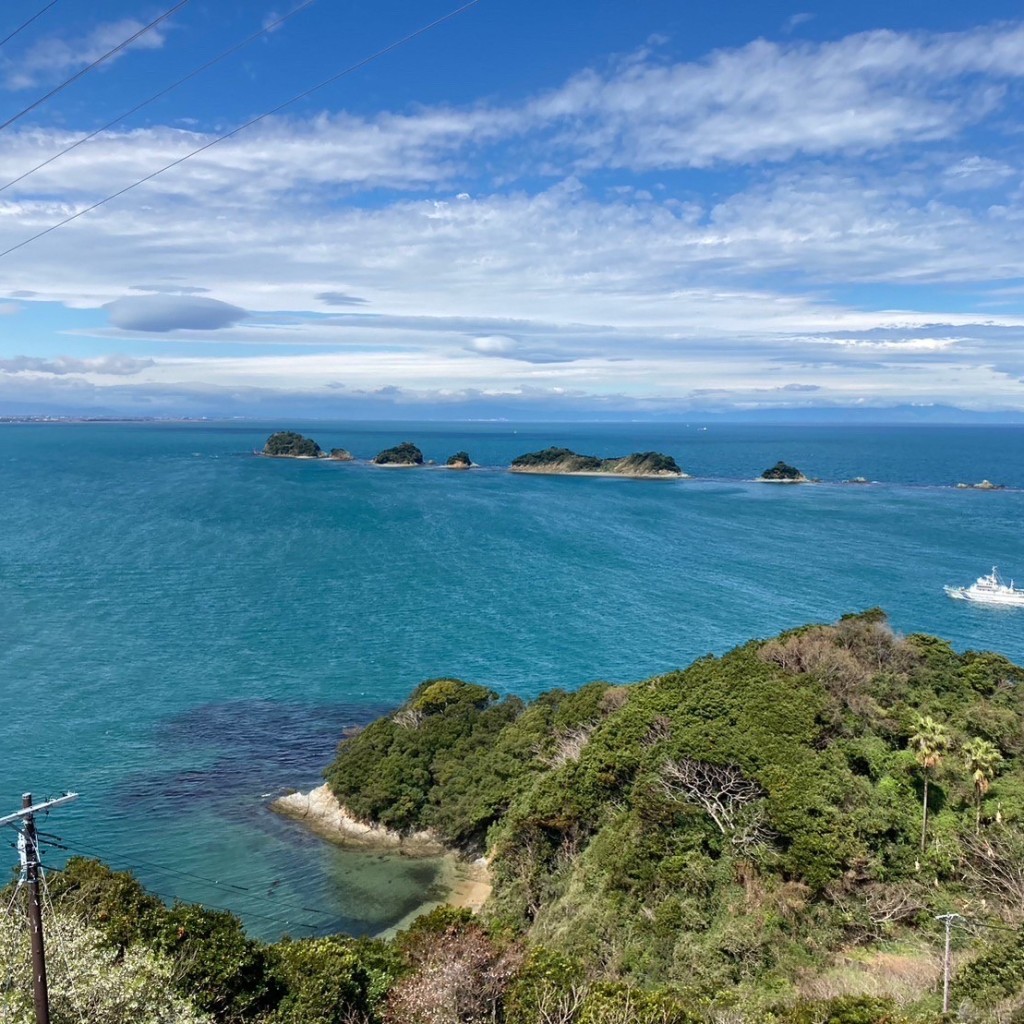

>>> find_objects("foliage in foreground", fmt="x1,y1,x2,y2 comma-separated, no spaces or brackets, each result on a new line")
12,613,1024,1023
0,907,213,1024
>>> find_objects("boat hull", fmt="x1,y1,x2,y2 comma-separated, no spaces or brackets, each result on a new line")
944,585,1024,606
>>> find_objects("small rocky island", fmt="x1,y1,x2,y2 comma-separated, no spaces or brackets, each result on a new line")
373,442,424,466
262,430,323,458
956,479,1005,490
510,447,685,477
758,460,808,482
328,448,353,461
446,451,472,469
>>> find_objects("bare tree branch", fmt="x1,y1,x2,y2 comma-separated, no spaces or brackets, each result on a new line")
660,758,764,835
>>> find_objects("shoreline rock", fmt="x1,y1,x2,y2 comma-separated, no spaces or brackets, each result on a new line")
272,784,446,855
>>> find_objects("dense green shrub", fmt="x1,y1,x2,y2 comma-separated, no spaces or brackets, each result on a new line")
779,995,921,1023
155,904,279,1022
579,982,699,1023
325,679,528,847
45,856,166,949
269,936,373,1024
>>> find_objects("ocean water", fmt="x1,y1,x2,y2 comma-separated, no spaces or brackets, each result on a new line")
2,421,1024,938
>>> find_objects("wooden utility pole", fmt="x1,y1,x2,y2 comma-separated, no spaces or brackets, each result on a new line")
0,792,79,1024
935,913,964,1015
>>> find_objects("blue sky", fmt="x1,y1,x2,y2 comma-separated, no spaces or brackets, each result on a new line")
2,0,1024,418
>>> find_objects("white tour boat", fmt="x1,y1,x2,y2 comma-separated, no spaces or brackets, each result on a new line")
944,567,1024,606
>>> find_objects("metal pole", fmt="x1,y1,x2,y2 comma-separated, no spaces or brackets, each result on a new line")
935,913,962,1016
942,914,952,1014
21,793,51,1024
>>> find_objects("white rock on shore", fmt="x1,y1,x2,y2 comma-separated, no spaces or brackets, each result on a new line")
271,784,447,856
272,784,494,920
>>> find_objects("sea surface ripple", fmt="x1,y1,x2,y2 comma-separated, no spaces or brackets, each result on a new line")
2,421,1023,937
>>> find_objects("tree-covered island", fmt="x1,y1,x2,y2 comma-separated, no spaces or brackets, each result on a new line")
373,442,425,466
759,460,808,482
261,430,324,458
510,447,685,477
446,451,473,468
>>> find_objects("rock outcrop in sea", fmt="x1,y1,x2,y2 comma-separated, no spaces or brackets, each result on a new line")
446,451,472,469
328,448,354,461
956,479,1005,490
509,447,684,477
374,442,424,466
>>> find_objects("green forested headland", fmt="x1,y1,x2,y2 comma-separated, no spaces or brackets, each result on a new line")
13,613,1024,1023
324,611,1024,1021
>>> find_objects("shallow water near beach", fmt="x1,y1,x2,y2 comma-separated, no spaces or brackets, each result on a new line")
3,420,1024,938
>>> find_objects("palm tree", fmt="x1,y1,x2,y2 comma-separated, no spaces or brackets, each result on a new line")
910,715,950,853
963,737,1003,833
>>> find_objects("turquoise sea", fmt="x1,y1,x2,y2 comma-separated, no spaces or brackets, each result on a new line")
3,421,1024,938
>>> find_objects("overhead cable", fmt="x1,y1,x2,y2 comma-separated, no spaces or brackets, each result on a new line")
0,0,318,196
0,1,60,50
0,0,192,133
45,862,320,931
59,838,333,920
0,0,484,260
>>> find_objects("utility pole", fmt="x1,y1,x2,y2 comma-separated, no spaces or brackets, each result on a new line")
935,913,964,1015
0,792,79,1024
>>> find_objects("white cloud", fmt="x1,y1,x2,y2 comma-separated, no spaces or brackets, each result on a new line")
1,22,1024,414
783,13,815,33
942,155,1017,190
1,18,171,91
527,23,1024,170
2,21,1023,207
0,354,154,375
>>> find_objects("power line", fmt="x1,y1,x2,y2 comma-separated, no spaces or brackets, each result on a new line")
0,0,318,196
0,0,191,134
0,1,60,51
0,0,484,261
59,837,333,921
46,862,321,932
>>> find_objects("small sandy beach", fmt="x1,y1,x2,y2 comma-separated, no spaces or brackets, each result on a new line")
271,784,493,923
